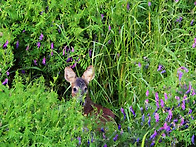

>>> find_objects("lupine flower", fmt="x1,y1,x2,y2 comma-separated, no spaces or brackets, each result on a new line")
182,100,185,110
177,71,183,81
142,114,145,122
148,115,151,126
127,3,130,10
121,107,126,119
180,66,189,72
175,96,180,100
179,117,184,127
101,14,104,19
103,144,107,147
130,106,135,117
185,82,192,94
109,25,111,31
103,133,106,139
37,42,41,48
155,113,159,122
146,90,149,97
167,110,172,122
155,92,159,109
160,99,164,108
34,60,38,65
71,46,74,52
16,40,19,49
89,49,92,58
39,33,44,40
150,141,155,147
150,130,157,140
2,78,8,85
190,19,194,25
42,56,46,65
192,89,196,96
51,51,53,56
160,70,166,74
164,93,168,101
148,2,151,6
192,135,195,145
138,62,141,68
87,140,90,145
113,134,118,141
51,42,54,49
137,138,139,143
26,45,29,51
3,40,8,48
140,107,144,114
66,57,73,62
6,72,9,76
77,137,81,145
163,122,170,132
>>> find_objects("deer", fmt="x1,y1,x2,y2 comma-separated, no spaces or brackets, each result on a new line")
64,65,115,123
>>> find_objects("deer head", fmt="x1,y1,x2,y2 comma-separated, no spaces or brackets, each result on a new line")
64,65,95,104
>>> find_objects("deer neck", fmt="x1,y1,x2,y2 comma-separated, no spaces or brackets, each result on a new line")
83,94,94,115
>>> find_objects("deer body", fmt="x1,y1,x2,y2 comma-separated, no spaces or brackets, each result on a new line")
64,65,115,122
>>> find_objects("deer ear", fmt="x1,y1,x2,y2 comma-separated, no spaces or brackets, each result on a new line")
64,67,76,84
82,65,95,84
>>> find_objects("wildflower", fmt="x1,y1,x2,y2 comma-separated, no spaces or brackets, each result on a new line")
138,62,141,68
39,33,44,40
71,46,74,52
87,140,90,145
103,144,107,147
22,30,25,33
194,2,196,5
109,25,111,31
3,40,8,48
6,72,9,76
118,124,121,130
16,40,19,49
179,66,189,72
89,49,92,58
21,70,25,74
190,19,194,25
192,89,195,96
185,82,192,94
42,56,46,65
51,42,54,49
113,134,118,141
177,70,183,81
63,48,65,56
37,42,41,48
34,60,38,65
182,100,185,110
77,137,81,145
179,117,184,127
157,65,162,71
148,115,151,126
155,113,159,122
193,43,196,48
127,3,130,10
101,14,104,19
101,128,105,133
160,99,164,108
175,0,179,2
2,78,8,85
121,107,126,119
26,45,29,51
161,70,166,74
146,90,149,97
167,109,172,122
150,141,155,147
148,1,151,6
150,130,157,140
66,57,73,62
142,114,145,122
103,133,106,139
175,96,180,100
140,107,144,114
130,106,135,117
155,92,159,109
137,138,139,143
51,51,53,56
108,40,112,44
192,135,195,145
71,62,77,68
163,122,170,132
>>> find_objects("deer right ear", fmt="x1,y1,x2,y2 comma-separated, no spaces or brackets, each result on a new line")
64,67,76,84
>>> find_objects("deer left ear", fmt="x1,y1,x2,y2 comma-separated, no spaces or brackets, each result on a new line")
82,65,95,84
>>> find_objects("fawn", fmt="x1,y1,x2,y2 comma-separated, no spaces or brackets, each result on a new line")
64,65,115,122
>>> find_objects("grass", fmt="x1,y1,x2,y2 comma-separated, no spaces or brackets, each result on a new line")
0,0,196,146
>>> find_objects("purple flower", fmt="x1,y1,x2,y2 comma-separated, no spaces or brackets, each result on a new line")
121,107,126,119
16,40,19,49
177,71,183,81
77,137,81,145
193,43,196,48
182,100,185,110
150,130,157,140
26,45,29,51
3,40,9,48
51,43,54,49
160,70,166,74
42,56,46,65
180,66,189,72
194,1,196,5
138,62,141,68
71,46,74,52
108,40,112,44
175,96,180,100
189,108,192,114
163,122,170,132
148,2,151,7
2,78,8,85
63,49,65,56
51,51,53,56
39,33,44,40
175,0,179,2
164,93,168,101
37,42,41,48
167,110,172,122
118,124,121,130
109,25,111,31
21,70,25,74
146,90,149,97
89,49,92,58
71,62,77,68
130,106,135,117
101,127,105,133
103,144,107,147
22,30,25,33
127,3,130,10
190,19,194,25
101,14,104,19
34,60,38,65
179,117,184,127
157,65,162,71
155,93,159,109
6,72,9,76
66,57,73,63
155,113,159,122
192,135,195,145
113,134,118,141
148,116,151,126
142,114,145,122
150,141,155,147
160,99,164,108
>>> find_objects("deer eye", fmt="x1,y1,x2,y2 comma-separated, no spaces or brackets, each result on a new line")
73,87,77,92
